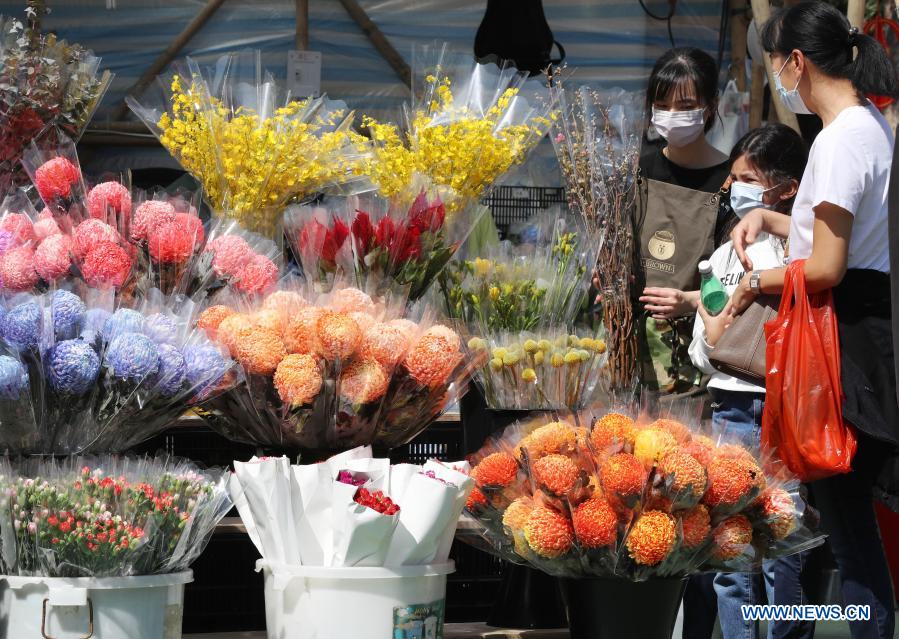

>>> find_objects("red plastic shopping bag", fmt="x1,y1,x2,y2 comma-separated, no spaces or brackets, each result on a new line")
762,260,857,481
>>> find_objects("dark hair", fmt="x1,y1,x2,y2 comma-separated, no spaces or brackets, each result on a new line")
729,123,808,213
646,47,719,132
761,1,898,98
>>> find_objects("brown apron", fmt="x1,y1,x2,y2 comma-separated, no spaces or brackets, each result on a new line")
635,177,721,291
634,177,722,393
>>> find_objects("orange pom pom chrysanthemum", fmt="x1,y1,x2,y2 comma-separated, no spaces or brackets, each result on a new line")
233,327,287,375
252,309,285,335
360,322,412,369
713,515,753,561
284,307,323,354
329,287,376,315
601,453,646,502
263,290,308,317
634,429,678,469
217,313,253,352
626,510,677,566
472,452,519,488
680,504,712,549
590,412,636,451
518,421,577,462
572,496,618,549
704,457,761,508
466,486,488,511
197,305,236,337
524,506,574,558
404,325,463,388
683,435,715,468
650,418,692,443
274,353,322,406
532,454,581,496
339,359,389,404
316,310,362,361
502,497,535,531
758,488,796,540
660,451,707,503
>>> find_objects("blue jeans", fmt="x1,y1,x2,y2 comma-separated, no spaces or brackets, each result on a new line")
683,390,815,639
810,444,896,639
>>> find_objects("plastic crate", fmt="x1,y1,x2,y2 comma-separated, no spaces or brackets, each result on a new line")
482,185,566,240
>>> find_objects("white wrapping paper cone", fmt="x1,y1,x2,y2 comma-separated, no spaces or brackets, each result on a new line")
342,458,390,491
227,473,265,556
385,473,459,565
389,463,422,504
424,460,475,563
233,457,302,564
331,485,399,566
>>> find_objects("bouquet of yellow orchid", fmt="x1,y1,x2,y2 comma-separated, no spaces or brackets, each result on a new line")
358,45,555,212
128,51,365,236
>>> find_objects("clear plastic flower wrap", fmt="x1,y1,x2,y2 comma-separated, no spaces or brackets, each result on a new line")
462,403,824,581
193,278,482,451
284,189,488,301
127,50,365,236
0,7,112,194
464,326,609,411
0,455,231,577
227,448,473,567
358,44,555,212
439,215,599,333
0,287,241,454
551,80,644,390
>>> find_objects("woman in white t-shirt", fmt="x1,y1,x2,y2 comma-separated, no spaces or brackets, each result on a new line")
729,3,899,638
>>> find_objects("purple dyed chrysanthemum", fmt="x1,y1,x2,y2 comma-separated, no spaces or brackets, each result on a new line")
0,355,28,399
142,313,178,345
50,290,86,339
152,343,186,397
47,340,100,395
1,302,42,351
182,343,228,394
102,308,143,343
105,332,159,380
79,308,110,345
0,230,15,254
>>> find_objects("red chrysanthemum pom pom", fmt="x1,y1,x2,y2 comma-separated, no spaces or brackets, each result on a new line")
0,213,37,247
758,488,796,540
704,457,761,509
466,486,488,512
87,182,131,221
601,452,646,502
0,246,39,291
73,219,120,261
131,200,176,241
207,235,253,277
148,222,195,264
680,504,712,549
81,242,132,288
34,234,73,282
232,254,279,294
34,157,80,201
175,212,205,247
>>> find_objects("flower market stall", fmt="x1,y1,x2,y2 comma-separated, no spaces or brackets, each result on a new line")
0,1,831,637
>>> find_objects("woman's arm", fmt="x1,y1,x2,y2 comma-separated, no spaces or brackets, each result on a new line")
730,208,793,270
729,202,853,312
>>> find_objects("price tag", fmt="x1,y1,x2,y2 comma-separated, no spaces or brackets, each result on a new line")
287,50,322,99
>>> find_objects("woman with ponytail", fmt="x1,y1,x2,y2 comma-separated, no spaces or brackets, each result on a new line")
728,3,899,638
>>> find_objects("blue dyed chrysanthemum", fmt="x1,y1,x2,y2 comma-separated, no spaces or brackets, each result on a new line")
50,290,86,339
105,332,159,381
0,355,28,400
79,308,111,346
1,302,42,351
47,340,100,395
102,309,144,343
142,313,178,345
153,343,186,397
182,343,228,394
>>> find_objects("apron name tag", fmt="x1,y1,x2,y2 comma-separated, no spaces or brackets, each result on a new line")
642,257,676,274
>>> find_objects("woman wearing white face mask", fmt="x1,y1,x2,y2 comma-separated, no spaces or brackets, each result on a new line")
728,3,899,638
687,124,812,639
635,47,733,394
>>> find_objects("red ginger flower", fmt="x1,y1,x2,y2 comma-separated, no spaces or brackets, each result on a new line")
408,191,446,233
524,505,574,558
35,157,80,201
572,496,618,549
472,452,518,488
299,218,347,267
626,510,677,566
713,515,754,560
351,211,375,255
532,453,580,496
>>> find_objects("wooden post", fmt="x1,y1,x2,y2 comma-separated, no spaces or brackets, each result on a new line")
113,0,227,120
748,0,800,132
847,0,865,28
749,63,765,128
337,0,411,87
730,0,749,91
295,0,309,50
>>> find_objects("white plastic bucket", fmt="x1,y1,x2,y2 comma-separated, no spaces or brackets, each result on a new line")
258,560,454,639
0,570,192,639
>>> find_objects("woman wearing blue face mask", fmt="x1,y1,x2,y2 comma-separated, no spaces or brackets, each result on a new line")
636,47,735,395
728,3,899,638
688,124,812,639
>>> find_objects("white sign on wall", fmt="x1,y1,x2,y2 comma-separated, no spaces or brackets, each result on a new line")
287,50,322,98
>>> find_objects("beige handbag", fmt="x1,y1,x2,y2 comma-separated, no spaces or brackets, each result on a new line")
708,295,779,383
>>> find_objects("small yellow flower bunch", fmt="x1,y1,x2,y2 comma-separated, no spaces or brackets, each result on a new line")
359,64,554,211
467,329,609,410
131,58,365,236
